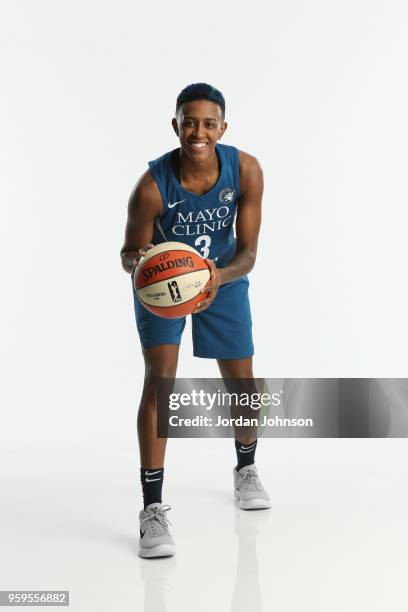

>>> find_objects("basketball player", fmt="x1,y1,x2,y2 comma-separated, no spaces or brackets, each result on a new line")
120,83,271,558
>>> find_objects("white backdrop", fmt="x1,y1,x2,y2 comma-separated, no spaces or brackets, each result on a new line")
2,4,408,611
1,0,408,450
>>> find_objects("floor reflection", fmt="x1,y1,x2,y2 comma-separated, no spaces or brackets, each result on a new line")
231,507,269,612
140,555,176,612
138,506,270,612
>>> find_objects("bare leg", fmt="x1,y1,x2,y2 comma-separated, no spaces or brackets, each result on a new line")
217,357,253,379
138,344,179,468
217,357,256,445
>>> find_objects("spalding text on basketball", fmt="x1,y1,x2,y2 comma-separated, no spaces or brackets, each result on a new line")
142,256,195,281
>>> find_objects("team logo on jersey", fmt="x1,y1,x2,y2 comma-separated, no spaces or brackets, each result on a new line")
219,187,235,204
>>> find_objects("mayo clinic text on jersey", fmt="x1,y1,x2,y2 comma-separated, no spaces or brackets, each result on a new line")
171,205,233,236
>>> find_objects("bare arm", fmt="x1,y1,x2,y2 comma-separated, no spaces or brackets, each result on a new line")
194,151,263,314
120,170,163,274
218,150,263,285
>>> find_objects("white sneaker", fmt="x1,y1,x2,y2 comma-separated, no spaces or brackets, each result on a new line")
233,464,272,510
139,502,176,558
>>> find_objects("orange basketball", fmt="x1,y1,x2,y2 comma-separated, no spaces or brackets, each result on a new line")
134,242,211,318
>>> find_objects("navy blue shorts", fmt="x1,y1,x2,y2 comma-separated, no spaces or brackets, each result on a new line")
133,276,254,360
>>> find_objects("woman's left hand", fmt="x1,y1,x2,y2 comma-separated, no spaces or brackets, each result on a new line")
193,258,222,314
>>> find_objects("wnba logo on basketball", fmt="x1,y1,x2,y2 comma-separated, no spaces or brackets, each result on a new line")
219,187,235,204
168,280,182,303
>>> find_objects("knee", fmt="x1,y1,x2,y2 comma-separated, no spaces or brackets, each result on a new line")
141,367,177,401
144,362,177,381
142,346,179,382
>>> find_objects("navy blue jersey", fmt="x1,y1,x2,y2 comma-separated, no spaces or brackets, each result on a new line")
148,143,240,266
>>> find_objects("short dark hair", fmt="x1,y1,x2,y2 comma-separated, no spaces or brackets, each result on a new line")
176,83,225,118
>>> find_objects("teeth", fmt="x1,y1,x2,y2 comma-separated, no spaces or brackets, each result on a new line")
191,143,206,148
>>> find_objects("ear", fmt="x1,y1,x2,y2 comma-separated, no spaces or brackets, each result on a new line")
217,121,228,140
172,117,179,137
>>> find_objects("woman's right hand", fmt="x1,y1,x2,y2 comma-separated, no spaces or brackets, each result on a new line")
131,243,154,284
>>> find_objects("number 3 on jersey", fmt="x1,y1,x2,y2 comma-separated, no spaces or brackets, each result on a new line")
195,235,211,258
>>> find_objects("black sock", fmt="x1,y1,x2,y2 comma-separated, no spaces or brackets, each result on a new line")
235,440,257,471
140,467,164,509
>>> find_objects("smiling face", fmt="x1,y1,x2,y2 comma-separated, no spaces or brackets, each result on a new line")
172,99,227,162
